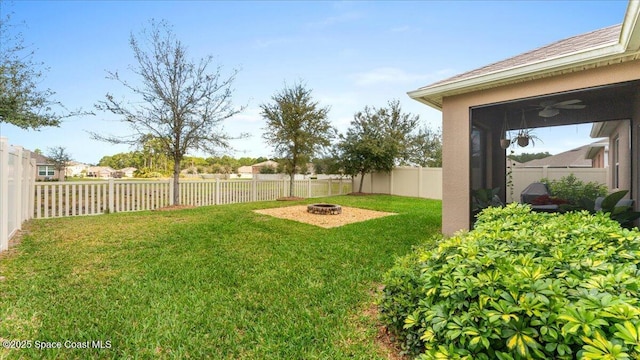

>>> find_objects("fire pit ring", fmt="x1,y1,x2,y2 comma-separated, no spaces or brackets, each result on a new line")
307,203,342,215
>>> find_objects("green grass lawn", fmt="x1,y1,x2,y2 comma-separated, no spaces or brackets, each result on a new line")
0,195,440,359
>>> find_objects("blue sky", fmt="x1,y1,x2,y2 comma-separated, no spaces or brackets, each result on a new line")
0,0,629,164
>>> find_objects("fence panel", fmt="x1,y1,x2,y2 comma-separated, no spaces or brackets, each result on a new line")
33,178,352,219
0,138,36,252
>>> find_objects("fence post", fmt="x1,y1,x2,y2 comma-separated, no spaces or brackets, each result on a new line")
28,157,35,221
0,138,8,252
389,169,394,195
339,178,342,195
328,178,332,196
252,177,257,202
307,178,311,198
168,179,174,206
108,178,115,213
418,166,423,198
13,146,23,230
215,178,220,205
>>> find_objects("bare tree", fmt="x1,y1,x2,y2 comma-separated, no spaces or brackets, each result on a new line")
46,146,72,181
93,19,244,204
260,83,334,197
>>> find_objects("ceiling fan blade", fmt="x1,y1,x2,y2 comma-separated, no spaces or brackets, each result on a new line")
555,104,586,109
539,108,560,118
554,99,583,106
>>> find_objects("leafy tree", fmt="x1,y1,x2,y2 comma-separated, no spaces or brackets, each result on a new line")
93,20,244,204
237,157,257,167
46,146,72,181
98,152,141,169
259,165,277,174
312,155,342,175
406,124,442,167
337,100,419,192
0,11,84,129
260,82,334,197
508,151,551,163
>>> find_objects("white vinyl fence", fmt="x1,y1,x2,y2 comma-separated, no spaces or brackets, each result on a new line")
34,178,352,219
0,137,36,252
353,166,443,200
354,166,608,203
507,167,608,203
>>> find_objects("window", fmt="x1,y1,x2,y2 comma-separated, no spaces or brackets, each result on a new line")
613,135,620,189
38,165,55,177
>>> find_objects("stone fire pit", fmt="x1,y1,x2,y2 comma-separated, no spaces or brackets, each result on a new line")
307,203,342,215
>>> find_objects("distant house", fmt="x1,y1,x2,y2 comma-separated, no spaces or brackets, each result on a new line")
251,160,279,174
65,161,90,178
32,152,58,181
119,167,137,178
589,120,630,191
87,166,116,179
237,165,253,175
520,141,608,168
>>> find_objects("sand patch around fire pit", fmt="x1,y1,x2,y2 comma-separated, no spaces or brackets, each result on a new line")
254,205,396,228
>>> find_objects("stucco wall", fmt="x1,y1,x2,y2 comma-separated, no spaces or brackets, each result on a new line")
441,60,640,235
608,121,631,192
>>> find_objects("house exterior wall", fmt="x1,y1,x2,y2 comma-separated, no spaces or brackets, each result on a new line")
592,148,606,168
632,92,640,206
607,121,631,192
441,60,640,235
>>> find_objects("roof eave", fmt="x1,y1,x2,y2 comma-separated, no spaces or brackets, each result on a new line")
408,43,627,111
620,0,640,51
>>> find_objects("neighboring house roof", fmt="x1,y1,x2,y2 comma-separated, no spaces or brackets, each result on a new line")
252,160,279,168
508,159,523,167
408,2,640,109
521,141,607,168
586,140,609,160
31,152,52,165
237,165,253,173
120,167,137,172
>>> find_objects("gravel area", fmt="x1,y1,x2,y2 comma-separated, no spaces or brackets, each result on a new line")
254,205,396,228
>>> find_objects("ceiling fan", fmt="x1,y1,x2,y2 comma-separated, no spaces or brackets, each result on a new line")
537,99,586,118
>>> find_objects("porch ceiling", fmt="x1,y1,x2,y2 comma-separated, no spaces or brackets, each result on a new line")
471,80,640,130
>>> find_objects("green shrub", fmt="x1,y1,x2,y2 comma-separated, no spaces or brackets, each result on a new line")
541,174,608,205
380,204,640,359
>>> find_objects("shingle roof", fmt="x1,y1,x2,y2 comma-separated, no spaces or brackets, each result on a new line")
30,152,51,165
521,140,607,168
421,24,621,90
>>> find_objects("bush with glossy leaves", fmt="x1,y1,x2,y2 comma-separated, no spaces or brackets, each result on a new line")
380,204,640,359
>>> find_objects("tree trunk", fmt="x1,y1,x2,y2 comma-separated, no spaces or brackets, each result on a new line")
173,158,180,205
289,171,295,197
358,171,366,193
